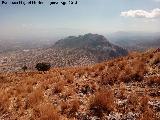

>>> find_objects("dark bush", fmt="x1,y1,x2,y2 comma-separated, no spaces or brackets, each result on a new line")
22,65,28,72
35,63,51,72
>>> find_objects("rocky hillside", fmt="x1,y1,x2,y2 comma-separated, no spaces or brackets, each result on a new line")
0,49,159,119
54,33,128,61
0,34,128,72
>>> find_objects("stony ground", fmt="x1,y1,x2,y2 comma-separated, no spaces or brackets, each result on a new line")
0,49,159,120
0,48,98,72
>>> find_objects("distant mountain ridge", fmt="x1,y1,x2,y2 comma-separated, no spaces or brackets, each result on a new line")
54,33,112,49
108,32,160,51
53,33,128,61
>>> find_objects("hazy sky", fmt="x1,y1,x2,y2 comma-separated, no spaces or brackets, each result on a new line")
0,0,160,40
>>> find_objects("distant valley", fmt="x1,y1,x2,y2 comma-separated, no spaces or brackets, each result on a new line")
0,33,128,72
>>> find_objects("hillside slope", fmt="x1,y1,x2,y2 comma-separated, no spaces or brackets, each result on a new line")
0,49,159,119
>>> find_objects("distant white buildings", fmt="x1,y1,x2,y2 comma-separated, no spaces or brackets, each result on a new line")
22,49,30,52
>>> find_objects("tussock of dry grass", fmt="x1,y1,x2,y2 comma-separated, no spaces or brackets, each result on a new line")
89,89,115,117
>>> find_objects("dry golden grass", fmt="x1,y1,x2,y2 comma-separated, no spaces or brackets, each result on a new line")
65,73,74,84
146,76,160,87
60,101,69,114
68,99,80,117
140,108,155,120
53,82,64,94
0,75,8,83
139,96,149,112
89,89,115,117
0,97,8,116
127,93,139,111
38,103,59,120
0,49,159,119
28,87,44,107
150,53,160,65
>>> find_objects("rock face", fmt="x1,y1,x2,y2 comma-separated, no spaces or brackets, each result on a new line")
53,33,128,62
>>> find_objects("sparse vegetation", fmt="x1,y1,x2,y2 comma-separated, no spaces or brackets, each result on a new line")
0,49,159,119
